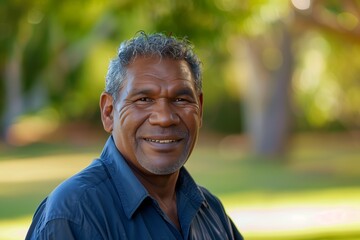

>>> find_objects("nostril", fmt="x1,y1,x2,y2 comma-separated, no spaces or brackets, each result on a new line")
148,102,180,126
149,111,180,126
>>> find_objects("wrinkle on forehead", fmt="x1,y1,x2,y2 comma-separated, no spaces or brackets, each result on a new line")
128,57,193,81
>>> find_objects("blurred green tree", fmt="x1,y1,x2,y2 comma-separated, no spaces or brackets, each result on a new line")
1,0,359,157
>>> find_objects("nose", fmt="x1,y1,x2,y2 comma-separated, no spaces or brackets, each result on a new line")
148,99,180,127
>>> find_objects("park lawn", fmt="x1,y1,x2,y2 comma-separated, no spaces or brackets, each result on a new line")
0,133,359,240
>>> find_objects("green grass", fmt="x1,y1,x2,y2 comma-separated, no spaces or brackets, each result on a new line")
188,146,360,195
0,133,360,240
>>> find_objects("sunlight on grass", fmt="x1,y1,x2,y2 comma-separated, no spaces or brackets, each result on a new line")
0,154,93,183
0,216,31,240
221,188,360,239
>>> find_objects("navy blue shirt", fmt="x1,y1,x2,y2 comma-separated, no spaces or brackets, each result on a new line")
26,137,243,239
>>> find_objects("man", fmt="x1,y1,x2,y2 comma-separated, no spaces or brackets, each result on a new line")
26,32,243,239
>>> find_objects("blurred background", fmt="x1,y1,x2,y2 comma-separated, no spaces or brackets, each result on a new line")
0,0,360,239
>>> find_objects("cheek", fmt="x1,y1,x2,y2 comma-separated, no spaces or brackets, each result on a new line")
116,105,151,134
178,107,202,128
113,106,150,156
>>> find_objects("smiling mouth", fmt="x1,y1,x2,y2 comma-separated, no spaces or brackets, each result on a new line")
144,138,179,144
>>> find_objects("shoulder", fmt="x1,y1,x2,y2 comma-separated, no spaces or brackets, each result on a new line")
43,159,109,223
27,159,124,239
197,186,232,227
198,186,225,211
197,186,244,239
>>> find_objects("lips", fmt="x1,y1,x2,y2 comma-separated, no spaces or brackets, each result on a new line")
142,137,182,153
144,138,178,144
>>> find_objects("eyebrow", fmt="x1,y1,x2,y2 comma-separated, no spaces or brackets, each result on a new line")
129,86,196,96
174,88,196,97
129,88,155,96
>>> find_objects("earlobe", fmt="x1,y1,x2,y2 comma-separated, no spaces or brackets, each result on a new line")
100,92,114,133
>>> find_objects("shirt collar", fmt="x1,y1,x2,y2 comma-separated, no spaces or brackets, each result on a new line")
99,136,207,218
176,167,207,208
100,136,148,219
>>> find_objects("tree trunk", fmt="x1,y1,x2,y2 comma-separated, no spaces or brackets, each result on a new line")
242,22,293,157
1,44,23,141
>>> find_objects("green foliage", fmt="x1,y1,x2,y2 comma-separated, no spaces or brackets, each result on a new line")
1,0,360,134
203,96,243,133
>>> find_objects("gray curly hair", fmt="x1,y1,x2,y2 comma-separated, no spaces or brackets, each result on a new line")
105,32,202,101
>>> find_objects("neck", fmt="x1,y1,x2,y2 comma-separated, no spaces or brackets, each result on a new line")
135,170,180,200
131,167,181,230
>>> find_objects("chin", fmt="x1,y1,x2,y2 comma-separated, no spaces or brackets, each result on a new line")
140,158,186,175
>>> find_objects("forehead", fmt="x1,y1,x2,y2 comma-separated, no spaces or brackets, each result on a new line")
125,56,194,84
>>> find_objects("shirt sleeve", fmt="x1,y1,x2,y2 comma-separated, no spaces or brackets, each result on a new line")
27,218,101,240
36,219,77,240
25,200,99,240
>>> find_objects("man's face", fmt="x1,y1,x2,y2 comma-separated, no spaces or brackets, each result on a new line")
107,56,203,176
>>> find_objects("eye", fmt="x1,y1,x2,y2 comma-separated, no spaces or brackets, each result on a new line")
174,98,191,104
138,97,153,102
135,97,154,105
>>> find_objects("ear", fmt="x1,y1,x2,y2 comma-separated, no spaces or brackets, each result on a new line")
198,93,203,127
100,92,114,133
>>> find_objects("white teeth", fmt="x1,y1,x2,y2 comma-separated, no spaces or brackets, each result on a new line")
145,139,177,143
